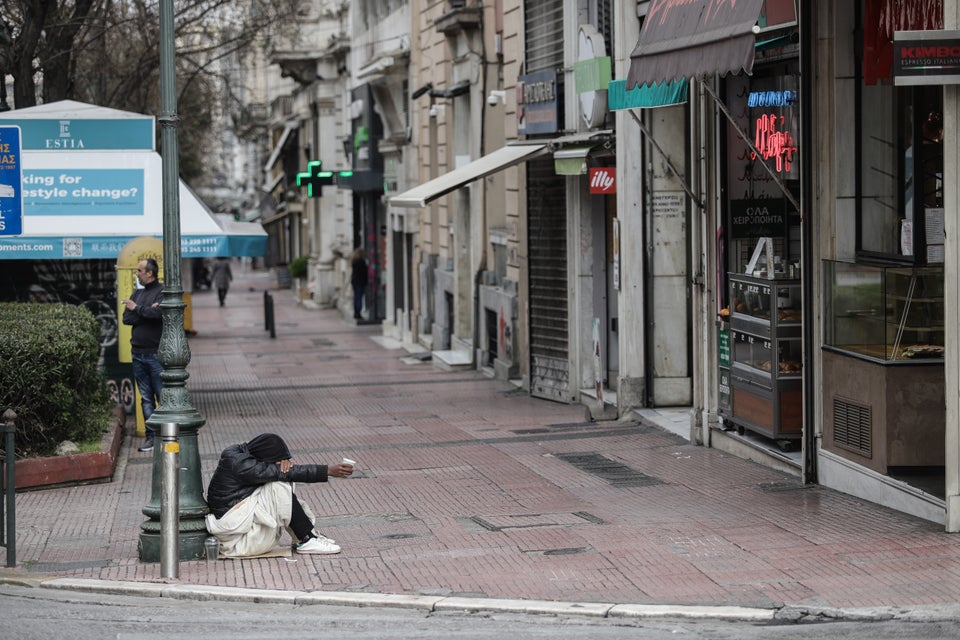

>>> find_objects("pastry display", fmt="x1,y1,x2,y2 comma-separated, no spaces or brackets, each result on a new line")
899,344,944,359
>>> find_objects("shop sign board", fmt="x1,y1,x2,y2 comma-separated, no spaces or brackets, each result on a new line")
0,118,153,151
730,198,788,239
718,366,732,416
517,69,559,135
0,125,23,236
894,30,960,85
589,167,615,194
718,324,731,368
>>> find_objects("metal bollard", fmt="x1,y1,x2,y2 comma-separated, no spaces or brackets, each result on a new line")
263,290,270,331
159,421,179,578
266,292,276,339
1,409,15,568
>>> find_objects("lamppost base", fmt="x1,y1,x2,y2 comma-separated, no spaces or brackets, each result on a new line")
138,519,208,562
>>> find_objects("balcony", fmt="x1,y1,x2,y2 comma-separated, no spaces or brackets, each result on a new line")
234,102,268,138
270,95,294,119
435,1,481,36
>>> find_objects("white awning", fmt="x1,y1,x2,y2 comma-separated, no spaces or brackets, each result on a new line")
389,142,549,208
262,122,297,173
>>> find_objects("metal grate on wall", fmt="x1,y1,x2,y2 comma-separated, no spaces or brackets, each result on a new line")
525,0,564,72
833,397,872,457
528,157,569,402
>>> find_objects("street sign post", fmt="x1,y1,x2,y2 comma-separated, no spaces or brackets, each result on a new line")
0,125,23,237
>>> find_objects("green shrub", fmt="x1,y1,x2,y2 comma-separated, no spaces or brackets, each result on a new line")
289,255,309,279
0,303,114,458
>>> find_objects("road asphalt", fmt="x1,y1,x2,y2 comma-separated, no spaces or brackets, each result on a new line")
3,263,960,624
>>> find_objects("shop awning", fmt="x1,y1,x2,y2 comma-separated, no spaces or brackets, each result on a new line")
627,0,766,88
550,130,614,175
390,142,548,208
608,78,688,110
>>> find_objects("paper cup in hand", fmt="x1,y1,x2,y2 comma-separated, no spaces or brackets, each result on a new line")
342,458,356,466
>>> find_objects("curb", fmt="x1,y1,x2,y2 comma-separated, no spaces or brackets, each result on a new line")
4,576,777,621
9,576,960,623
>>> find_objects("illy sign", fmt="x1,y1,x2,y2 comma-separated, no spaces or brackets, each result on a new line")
589,167,616,194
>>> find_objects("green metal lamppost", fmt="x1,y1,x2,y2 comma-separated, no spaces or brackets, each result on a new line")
137,0,208,562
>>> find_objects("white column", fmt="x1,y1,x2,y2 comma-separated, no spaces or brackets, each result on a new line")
943,0,960,532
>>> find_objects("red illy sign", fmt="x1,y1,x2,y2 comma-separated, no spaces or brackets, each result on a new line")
589,167,616,194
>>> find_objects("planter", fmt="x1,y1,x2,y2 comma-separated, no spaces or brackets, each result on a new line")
294,278,312,301
13,405,125,490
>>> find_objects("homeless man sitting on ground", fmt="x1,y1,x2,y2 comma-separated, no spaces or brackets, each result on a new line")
205,433,353,556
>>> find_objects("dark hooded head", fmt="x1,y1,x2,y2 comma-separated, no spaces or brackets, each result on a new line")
245,433,291,463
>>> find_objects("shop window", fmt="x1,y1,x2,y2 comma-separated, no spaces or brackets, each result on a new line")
721,60,801,291
856,0,944,264
857,80,943,264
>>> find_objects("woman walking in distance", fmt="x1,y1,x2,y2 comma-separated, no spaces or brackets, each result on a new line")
211,257,233,306
350,248,368,320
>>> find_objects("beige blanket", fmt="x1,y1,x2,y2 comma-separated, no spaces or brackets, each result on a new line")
206,482,315,558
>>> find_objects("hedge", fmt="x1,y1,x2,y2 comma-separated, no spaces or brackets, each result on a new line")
0,303,115,458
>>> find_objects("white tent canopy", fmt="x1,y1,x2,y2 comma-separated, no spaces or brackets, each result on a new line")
0,100,266,259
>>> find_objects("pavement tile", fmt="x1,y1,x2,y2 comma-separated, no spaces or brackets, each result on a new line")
4,264,960,619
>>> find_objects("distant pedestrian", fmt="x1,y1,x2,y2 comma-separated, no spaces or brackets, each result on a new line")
205,433,353,557
350,248,368,320
211,257,233,306
121,258,164,453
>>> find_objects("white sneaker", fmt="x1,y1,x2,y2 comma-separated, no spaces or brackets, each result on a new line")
313,532,336,545
296,537,341,555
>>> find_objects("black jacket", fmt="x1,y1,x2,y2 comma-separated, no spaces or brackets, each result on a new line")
206,443,328,518
122,280,164,354
351,257,368,287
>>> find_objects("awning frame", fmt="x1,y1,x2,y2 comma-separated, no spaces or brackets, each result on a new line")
699,81,800,215
389,142,549,208
262,122,298,173
628,109,704,211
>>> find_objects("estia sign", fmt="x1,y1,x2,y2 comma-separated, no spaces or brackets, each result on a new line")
0,118,154,151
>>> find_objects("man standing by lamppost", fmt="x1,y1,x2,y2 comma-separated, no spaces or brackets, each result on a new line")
122,257,164,453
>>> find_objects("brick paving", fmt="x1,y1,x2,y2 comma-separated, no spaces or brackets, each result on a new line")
5,261,960,610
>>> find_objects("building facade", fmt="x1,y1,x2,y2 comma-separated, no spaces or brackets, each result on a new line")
230,0,960,530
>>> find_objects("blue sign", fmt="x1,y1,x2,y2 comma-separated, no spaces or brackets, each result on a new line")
0,234,267,259
0,118,154,150
23,169,145,215
0,125,23,236
518,69,560,135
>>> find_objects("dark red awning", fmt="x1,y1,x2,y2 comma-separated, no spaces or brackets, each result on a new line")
627,0,767,88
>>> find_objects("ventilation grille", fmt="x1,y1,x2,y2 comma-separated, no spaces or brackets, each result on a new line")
833,397,872,457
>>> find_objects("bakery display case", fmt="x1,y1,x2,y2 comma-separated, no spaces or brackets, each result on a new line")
821,260,945,472
823,260,944,362
728,274,803,448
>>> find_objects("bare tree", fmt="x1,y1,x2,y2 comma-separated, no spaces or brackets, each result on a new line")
0,0,304,180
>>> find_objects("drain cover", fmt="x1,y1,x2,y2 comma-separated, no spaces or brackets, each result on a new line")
556,452,663,487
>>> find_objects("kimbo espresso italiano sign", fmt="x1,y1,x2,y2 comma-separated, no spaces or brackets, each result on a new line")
894,30,960,86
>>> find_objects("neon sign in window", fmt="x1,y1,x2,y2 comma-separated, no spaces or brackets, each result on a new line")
752,113,796,173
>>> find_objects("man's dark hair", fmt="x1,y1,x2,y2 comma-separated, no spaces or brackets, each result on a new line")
144,258,159,279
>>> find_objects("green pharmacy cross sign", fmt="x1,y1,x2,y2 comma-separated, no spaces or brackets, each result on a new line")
296,160,353,197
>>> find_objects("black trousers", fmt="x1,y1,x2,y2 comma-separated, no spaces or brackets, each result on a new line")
289,494,313,542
